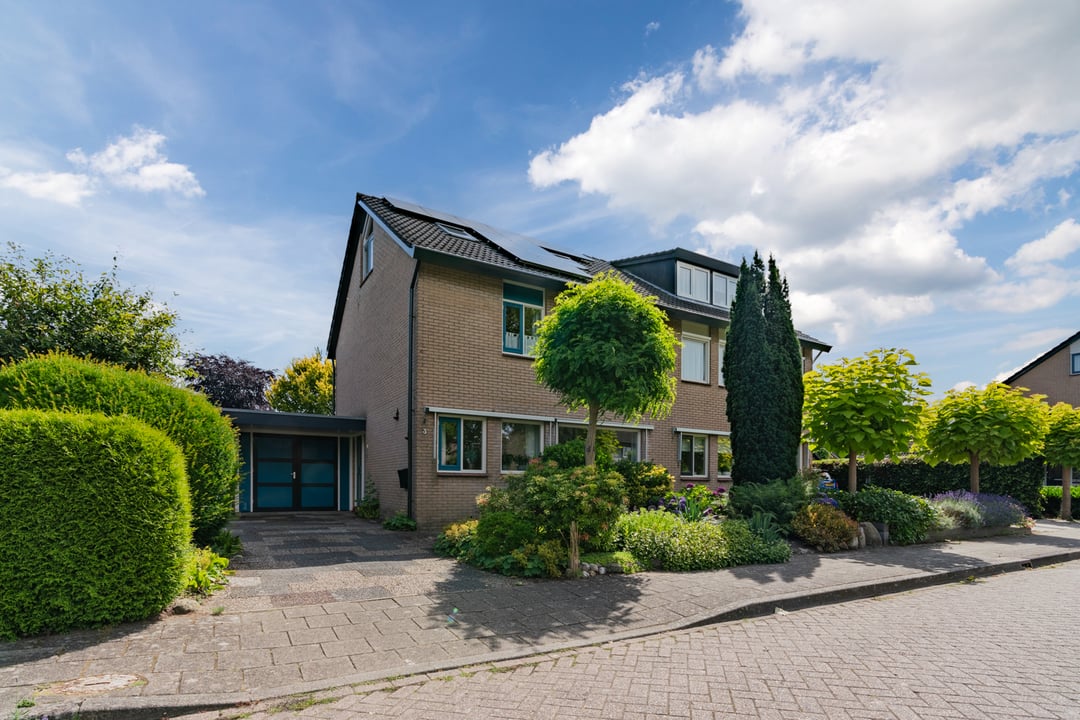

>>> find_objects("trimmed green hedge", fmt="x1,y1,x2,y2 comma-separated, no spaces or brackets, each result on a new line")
0,409,191,639
816,456,1045,515
1040,486,1080,520
0,354,240,542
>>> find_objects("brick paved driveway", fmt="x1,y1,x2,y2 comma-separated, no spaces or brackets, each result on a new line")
218,561,1080,720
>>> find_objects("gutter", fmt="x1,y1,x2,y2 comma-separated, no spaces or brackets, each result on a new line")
407,259,420,520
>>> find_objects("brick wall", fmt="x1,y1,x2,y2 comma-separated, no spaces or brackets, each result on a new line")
1009,343,1080,408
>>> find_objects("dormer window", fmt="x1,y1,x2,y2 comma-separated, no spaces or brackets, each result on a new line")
712,272,738,309
676,262,709,302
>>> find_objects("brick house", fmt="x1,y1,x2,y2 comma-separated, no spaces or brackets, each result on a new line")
326,194,830,529
1003,330,1080,407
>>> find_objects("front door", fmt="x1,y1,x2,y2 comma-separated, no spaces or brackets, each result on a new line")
253,435,337,511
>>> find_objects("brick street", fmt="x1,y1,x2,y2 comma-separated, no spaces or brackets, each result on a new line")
213,561,1080,720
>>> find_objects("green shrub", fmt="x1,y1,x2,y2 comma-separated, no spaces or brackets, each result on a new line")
208,529,243,558
0,409,190,639
728,474,813,532
792,503,859,552
1040,486,1080,520
0,353,240,543
580,551,645,574
434,519,479,558
540,430,619,470
815,455,1045,515
382,512,417,531
833,487,936,545
614,459,674,509
931,497,982,529
473,511,538,559
614,511,790,571
184,546,230,596
353,486,380,520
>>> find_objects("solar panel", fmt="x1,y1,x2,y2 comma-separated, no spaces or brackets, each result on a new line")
386,196,592,278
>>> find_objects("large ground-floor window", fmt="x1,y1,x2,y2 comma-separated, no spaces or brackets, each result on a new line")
501,421,542,472
438,416,485,472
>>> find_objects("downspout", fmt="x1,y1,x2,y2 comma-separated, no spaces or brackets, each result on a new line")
407,260,420,520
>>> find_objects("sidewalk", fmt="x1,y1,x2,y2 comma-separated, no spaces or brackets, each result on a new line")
3,517,1079,720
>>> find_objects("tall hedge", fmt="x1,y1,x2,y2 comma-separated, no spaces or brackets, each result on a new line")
0,409,191,639
0,354,240,542
816,456,1045,514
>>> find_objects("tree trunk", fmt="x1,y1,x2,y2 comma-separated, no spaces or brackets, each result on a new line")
1062,466,1073,521
585,403,599,467
568,520,581,577
847,449,858,494
969,450,980,494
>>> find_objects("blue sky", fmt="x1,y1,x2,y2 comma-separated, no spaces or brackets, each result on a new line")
1,1,1078,395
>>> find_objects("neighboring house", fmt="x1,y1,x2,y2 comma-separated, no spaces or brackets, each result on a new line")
1003,330,1080,408
327,194,831,528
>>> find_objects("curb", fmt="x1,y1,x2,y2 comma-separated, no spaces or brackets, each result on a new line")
22,548,1080,720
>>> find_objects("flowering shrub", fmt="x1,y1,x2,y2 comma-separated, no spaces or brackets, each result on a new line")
615,459,674,508
433,519,479,559
792,504,859,552
659,483,727,521
929,491,1028,528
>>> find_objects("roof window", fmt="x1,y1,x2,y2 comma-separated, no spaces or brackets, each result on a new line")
436,222,476,241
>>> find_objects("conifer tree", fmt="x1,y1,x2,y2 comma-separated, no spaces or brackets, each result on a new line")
763,256,804,480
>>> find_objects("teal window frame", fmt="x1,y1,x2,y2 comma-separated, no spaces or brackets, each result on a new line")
438,415,485,472
503,283,544,356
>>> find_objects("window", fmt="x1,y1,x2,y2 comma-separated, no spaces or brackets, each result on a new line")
717,339,726,386
558,425,586,444
503,283,544,356
438,416,484,472
680,434,707,477
613,429,639,462
1073,352,1080,375
362,219,374,278
712,272,738,308
501,422,542,472
435,222,475,240
676,262,710,302
681,322,710,383
717,435,732,477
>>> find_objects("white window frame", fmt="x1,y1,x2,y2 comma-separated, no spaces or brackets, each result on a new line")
500,421,543,473
680,433,708,478
717,433,732,478
503,283,545,357
717,338,726,386
436,415,485,473
676,261,710,303
361,218,374,278
681,332,710,383
1072,352,1080,375
712,272,738,308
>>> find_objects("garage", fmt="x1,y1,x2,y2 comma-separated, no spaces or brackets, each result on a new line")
224,409,365,512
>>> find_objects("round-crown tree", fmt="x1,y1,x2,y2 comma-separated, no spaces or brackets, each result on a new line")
803,348,932,492
920,382,1048,494
533,271,677,467
267,349,335,415
1045,402,1080,520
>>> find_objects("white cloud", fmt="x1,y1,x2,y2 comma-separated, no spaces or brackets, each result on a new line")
528,0,1080,347
67,127,204,198
1006,219,1080,269
645,21,661,37
1002,327,1076,353
0,169,94,206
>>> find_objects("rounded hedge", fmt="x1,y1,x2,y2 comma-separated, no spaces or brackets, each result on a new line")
0,353,239,543
0,409,191,639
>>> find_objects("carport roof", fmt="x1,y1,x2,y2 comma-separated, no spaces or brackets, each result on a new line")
223,408,365,434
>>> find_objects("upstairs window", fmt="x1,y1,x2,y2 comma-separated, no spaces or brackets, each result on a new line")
1073,352,1080,375
712,272,738,308
717,339,726,386
676,262,710,303
362,218,375,278
503,283,544,356
681,322,710,383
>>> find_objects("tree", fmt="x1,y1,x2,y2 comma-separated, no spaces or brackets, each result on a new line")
533,271,677,467
763,256,805,481
921,383,1048,493
184,353,275,410
803,348,932,493
267,349,335,415
723,253,803,483
0,244,181,375
1044,403,1080,520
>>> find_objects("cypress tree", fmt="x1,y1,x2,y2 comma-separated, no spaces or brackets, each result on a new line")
763,256,804,480
723,253,769,483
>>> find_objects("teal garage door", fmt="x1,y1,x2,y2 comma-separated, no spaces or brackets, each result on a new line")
254,435,338,511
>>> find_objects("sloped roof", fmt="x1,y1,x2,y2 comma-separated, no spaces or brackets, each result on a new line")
328,194,832,355
1003,329,1080,384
